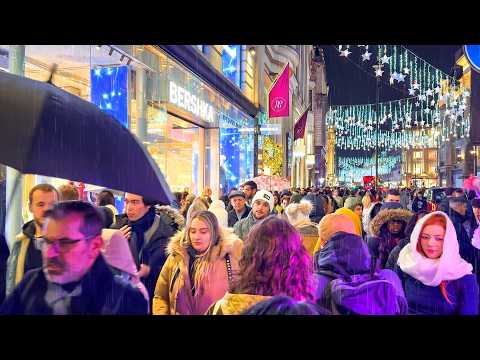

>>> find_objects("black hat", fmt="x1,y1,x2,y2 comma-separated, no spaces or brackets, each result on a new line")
228,190,246,200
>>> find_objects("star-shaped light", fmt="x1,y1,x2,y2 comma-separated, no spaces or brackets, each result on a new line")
381,54,391,64
403,68,410,74
338,45,343,52
431,100,436,106
413,82,420,90
397,73,406,82
374,67,384,77
388,113,393,119
419,94,427,101
435,85,441,94
408,88,415,96
415,101,420,107
426,89,433,96
425,108,431,114
340,49,351,57
361,51,372,61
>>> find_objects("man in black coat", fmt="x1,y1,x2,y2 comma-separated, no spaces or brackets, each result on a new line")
227,190,251,227
112,193,176,304
0,201,147,315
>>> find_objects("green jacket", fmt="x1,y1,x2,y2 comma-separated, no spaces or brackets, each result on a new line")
233,211,260,240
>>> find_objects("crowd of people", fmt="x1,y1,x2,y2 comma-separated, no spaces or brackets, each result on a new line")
1,181,480,315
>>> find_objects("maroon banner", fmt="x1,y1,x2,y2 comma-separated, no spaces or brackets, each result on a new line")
293,109,308,140
268,63,290,118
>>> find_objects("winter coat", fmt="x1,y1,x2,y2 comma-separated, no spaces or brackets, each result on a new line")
0,255,148,315
385,237,410,270
303,193,326,223
227,205,251,228
367,208,413,269
412,198,428,213
112,212,178,301
205,292,271,315
156,205,186,232
394,266,479,315
0,234,9,304
294,219,319,256
313,231,406,313
447,208,480,284
233,210,263,241
5,220,42,297
152,228,243,315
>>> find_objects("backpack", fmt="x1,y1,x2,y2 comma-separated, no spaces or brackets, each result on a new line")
323,258,407,315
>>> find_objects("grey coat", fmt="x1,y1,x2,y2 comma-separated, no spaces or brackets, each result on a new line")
233,211,261,240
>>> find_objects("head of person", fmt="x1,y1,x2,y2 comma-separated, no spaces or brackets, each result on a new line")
242,180,258,201
173,192,183,204
202,186,212,198
404,210,429,238
467,190,477,201
40,201,104,284
186,197,209,222
344,196,363,218
449,196,468,216
285,200,313,226
317,213,357,249
289,193,303,204
96,190,115,207
273,193,281,207
445,187,454,196
58,184,80,201
416,190,424,199
281,195,291,209
251,190,274,220
385,189,401,203
386,219,406,236
362,192,372,209
416,214,447,260
208,200,228,228
452,188,465,198
334,207,363,236
181,211,221,290
124,193,157,222
241,295,329,315
228,190,247,212
232,216,314,301
472,198,480,223
28,184,59,228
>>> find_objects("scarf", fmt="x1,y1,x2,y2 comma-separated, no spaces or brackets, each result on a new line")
398,211,473,287
129,207,156,261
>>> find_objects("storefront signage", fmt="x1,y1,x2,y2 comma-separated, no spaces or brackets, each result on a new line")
465,45,480,73
169,80,215,122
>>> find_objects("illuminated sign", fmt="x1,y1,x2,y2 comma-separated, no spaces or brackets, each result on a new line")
169,81,214,122
222,45,241,87
465,45,480,73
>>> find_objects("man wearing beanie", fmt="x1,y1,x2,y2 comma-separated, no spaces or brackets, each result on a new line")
234,190,273,240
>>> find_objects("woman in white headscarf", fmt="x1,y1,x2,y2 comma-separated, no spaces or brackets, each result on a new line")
395,211,479,315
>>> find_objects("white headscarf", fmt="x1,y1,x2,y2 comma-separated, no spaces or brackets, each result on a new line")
398,211,473,286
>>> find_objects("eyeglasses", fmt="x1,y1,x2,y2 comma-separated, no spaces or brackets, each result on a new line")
36,235,96,253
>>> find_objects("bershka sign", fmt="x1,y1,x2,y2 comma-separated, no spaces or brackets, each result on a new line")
169,81,215,122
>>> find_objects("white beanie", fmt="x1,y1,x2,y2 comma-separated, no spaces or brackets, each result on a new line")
208,200,229,228
251,190,274,211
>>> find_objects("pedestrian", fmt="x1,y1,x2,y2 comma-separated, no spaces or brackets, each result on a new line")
313,216,407,315
207,216,314,315
201,186,213,206
272,193,283,215
334,207,363,237
208,200,229,228
112,192,177,305
384,189,401,204
303,191,326,223
153,211,243,315
367,204,413,269
233,189,274,240
185,197,209,222
242,180,258,207
227,190,251,228
362,189,380,237
5,184,59,296
0,201,148,315
58,183,80,201
412,190,428,213
385,210,428,270
241,295,330,315
0,234,9,304
285,200,319,256
95,190,118,227
179,193,196,219
171,192,183,210
332,188,344,208
344,196,363,219
290,193,303,205
395,211,479,315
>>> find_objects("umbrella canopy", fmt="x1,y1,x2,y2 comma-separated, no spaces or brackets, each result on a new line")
252,174,290,192
0,70,173,204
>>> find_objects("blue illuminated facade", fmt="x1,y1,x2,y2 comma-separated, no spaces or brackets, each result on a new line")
90,65,129,128
221,45,241,88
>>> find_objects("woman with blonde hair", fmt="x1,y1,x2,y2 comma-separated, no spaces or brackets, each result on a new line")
395,211,479,315
285,200,319,256
153,211,243,315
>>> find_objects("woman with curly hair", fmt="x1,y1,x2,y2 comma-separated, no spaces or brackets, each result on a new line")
206,216,314,315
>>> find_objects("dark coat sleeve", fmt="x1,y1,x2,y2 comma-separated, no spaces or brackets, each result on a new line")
457,274,479,315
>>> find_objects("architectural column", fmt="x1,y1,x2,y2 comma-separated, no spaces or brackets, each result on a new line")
5,45,25,249
135,67,147,142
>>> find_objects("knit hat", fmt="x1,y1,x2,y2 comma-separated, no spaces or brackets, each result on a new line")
285,200,313,225
208,200,229,228
335,207,363,236
314,213,356,252
251,189,274,211
344,196,363,211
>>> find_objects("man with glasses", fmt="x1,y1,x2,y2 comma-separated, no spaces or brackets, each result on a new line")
0,201,148,315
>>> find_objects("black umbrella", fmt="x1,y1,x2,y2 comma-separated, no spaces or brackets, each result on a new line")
0,70,173,205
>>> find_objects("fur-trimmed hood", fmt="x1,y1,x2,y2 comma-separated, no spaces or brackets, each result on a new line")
156,205,185,231
166,227,243,262
369,208,413,237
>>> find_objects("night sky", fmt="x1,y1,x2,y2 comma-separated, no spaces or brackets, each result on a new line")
322,45,462,159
